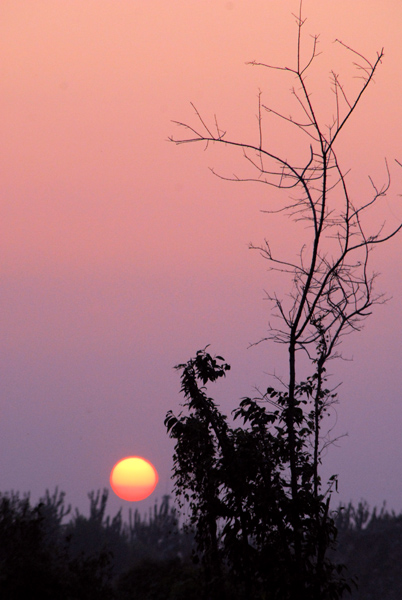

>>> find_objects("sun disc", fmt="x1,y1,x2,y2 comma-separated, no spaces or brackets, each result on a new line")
110,456,158,501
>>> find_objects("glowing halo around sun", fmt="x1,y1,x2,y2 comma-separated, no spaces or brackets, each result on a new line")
110,456,158,501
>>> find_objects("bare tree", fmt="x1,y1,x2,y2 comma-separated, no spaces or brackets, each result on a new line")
168,4,401,598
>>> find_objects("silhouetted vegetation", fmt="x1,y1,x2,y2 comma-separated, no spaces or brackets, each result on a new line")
1,488,402,599
333,501,402,600
0,489,194,599
166,349,350,600
3,5,399,600
167,2,402,597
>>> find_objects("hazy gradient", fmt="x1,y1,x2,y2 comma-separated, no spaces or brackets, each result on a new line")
1,0,402,517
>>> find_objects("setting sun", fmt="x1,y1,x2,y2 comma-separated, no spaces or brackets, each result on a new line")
110,456,158,501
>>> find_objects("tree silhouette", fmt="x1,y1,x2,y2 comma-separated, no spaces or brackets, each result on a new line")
167,5,401,599
166,349,351,599
0,488,195,599
0,490,114,599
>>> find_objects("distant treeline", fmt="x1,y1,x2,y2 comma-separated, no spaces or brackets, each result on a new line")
0,489,196,599
333,500,402,600
0,489,401,599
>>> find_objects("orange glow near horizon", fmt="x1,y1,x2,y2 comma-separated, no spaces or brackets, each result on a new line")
110,457,158,502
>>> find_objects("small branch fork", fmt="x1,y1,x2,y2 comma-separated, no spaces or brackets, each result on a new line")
169,9,400,366
169,2,401,590
169,1,401,552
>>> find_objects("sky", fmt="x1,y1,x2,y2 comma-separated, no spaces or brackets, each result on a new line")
1,0,402,519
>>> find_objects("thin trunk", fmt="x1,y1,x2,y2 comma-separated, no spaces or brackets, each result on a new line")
287,334,303,591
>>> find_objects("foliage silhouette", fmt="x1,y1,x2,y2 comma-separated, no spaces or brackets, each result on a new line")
0,489,194,599
166,349,351,599
1,486,402,598
333,502,402,600
167,3,401,599
0,490,114,599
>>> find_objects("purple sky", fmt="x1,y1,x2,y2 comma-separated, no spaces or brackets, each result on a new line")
1,0,402,519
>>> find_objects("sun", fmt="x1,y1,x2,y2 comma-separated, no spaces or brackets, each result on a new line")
110,456,158,501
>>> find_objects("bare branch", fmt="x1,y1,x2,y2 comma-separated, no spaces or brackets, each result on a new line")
170,1,401,523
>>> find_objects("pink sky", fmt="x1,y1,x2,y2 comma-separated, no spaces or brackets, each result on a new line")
1,0,402,517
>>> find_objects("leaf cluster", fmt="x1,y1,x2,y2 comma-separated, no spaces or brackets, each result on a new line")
166,349,351,599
